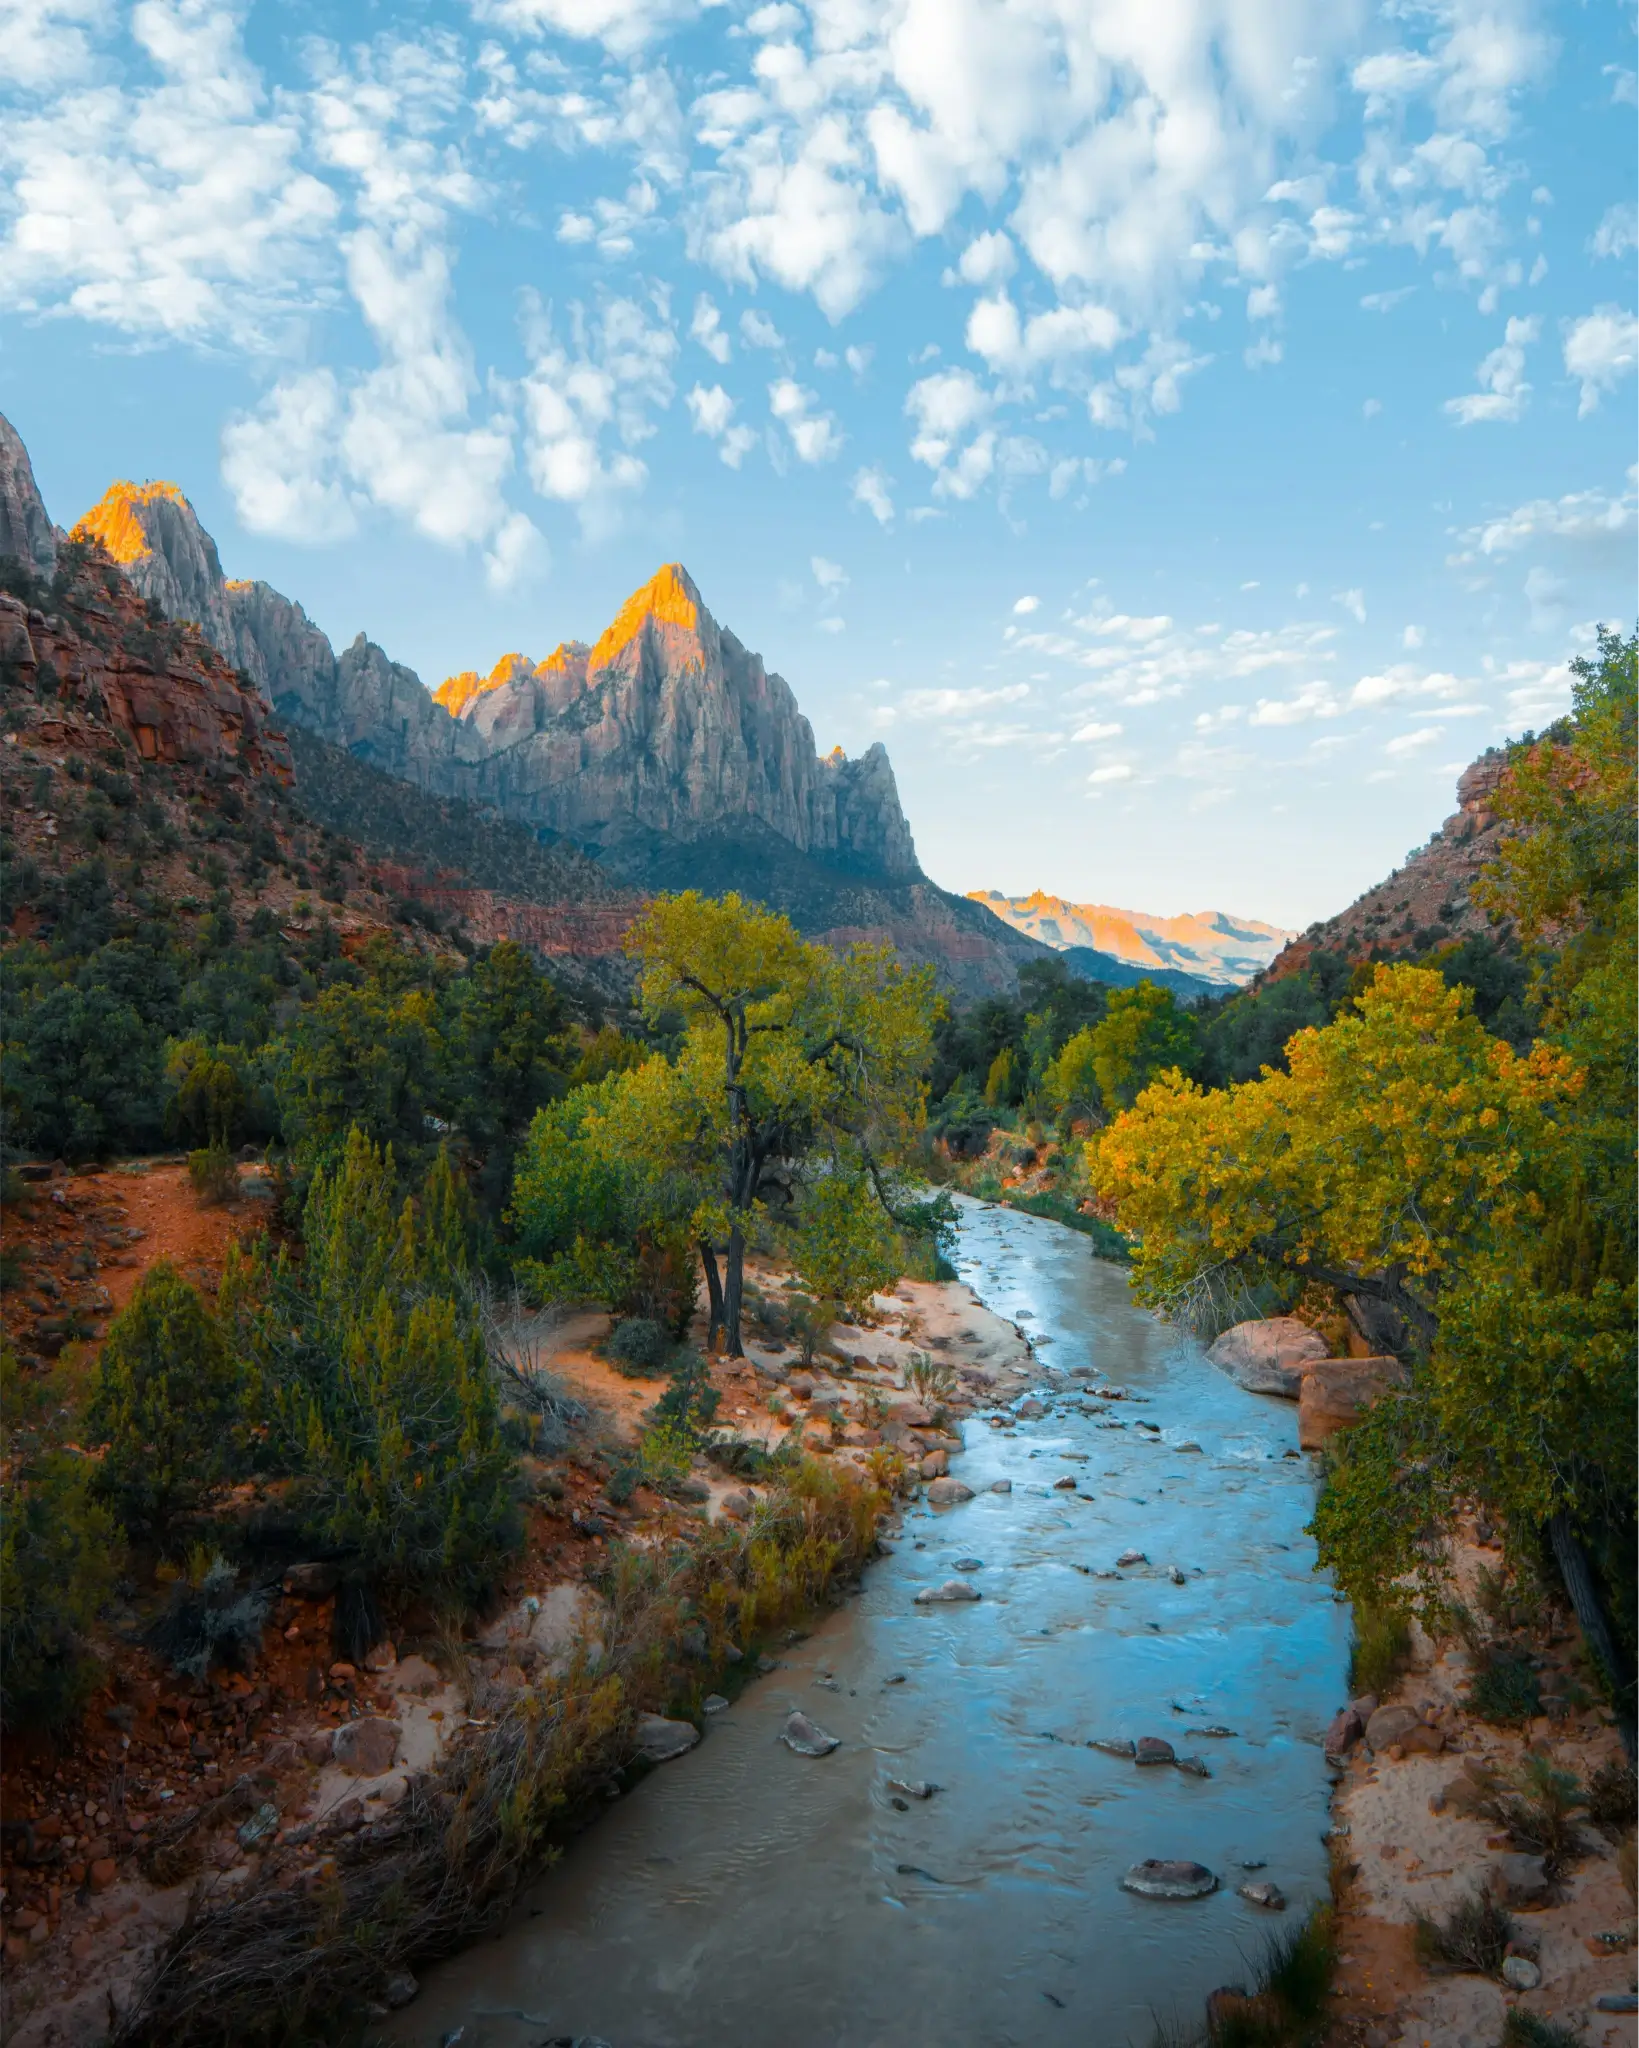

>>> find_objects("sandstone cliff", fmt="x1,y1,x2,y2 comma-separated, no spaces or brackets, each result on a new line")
1261,756,1510,982
0,414,59,578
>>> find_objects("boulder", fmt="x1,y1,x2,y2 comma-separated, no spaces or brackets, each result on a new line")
1117,1549,1147,1568
1324,1706,1364,1757
382,1971,419,2010
926,1477,974,1505
1135,1737,1176,1766
283,1562,341,1599
780,1711,839,1757
1206,1317,1329,1397
989,1480,1012,1494
634,1714,699,1764
1298,1359,1410,1451
914,1579,982,1605
332,1718,400,1777
1121,1859,1218,1900
1364,1704,1421,1754
1237,1880,1287,1910
920,1449,949,1479
1486,1853,1551,1908
718,1490,754,1521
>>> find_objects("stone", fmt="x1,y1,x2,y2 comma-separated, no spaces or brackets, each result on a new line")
1398,1723,1444,1756
363,1641,397,1672
1298,1358,1410,1451
920,1450,949,1480
702,1694,729,1714
332,1718,401,1778
1206,1317,1329,1397
381,1971,419,2009
1136,1737,1176,1765
926,1477,974,1505
1595,1994,1639,2013
283,1563,341,1599
954,1558,984,1572
914,1579,982,1604
634,1715,699,1764
1237,1880,1287,1910
887,1778,939,1799
236,1803,279,1850
391,1655,442,1697
1053,1475,1077,1491
780,1711,839,1757
1486,1853,1551,1908
1121,1860,1218,1900
89,1857,117,1891
990,1479,1012,1493
1500,1956,1540,1990
1324,1707,1364,1757
1016,1398,1046,1419
719,1491,754,1521
1174,1755,1212,1779
1116,1548,1147,1567
788,1374,815,1400
1168,1565,1186,1585
1089,1738,1136,1757
1364,1703,1422,1754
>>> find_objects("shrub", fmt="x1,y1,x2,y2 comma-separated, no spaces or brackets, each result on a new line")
88,1262,245,1537
1467,1648,1542,1726
607,1317,673,1378
1489,1754,1587,1873
649,1350,721,1442
1347,1596,1410,1698
1587,1756,1638,1840
906,1351,958,1407
1412,1888,1516,1975
188,1142,238,1205
147,1555,271,1681
785,1293,832,1367
1501,2013,1583,2048
0,1349,121,1733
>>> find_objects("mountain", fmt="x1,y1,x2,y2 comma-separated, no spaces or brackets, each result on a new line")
1,415,1049,997
969,890,1293,989
1259,757,1511,983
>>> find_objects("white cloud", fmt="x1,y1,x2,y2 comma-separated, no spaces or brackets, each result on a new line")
685,381,756,466
1071,719,1122,741
1403,624,1425,649
1457,483,1637,558
965,292,1121,377
1562,307,1638,417
1087,763,1133,785
1249,680,1341,726
1444,315,1538,425
817,614,845,633
520,289,678,529
1334,587,1366,624
844,342,872,377
951,230,1015,288
1013,594,1039,615
769,376,841,462
1385,726,1443,756
690,292,731,362
811,553,847,591
900,682,1031,719
1591,203,1638,262
740,306,784,349
852,464,894,524
221,369,356,542
469,0,700,59
1350,665,1466,708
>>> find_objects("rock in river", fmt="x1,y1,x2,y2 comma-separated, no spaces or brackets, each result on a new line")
1135,1737,1176,1766
1237,1880,1286,1910
1206,1317,1328,1398
1116,1549,1147,1567
1121,1860,1218,1900
915,1579,982,1604
1089,1738,1135,1758
635,1714,700,1763
781,1711,840,1757
926,1477,974,1505
989,1479,1012,1494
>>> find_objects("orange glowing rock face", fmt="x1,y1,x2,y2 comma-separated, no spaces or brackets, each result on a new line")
433,652,534,717
589,563,701,672
72,480,189,564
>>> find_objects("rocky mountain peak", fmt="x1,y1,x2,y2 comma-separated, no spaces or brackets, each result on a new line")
0,412,59,577
433,652,537,717
71,478,252,691
588,562,706,674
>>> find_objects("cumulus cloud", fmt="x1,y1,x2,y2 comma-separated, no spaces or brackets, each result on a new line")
469,0,701,59
1013,594,1040,614
740,306,784,349
1562,307,1638,416
1590,202,1638,262
769,376,841,461
1455,482,1637,558
520,288,678,530
690,292,731,362
852,464,894,523
811,553,847,591
1249,680,1341,726
686,381,756,466
1444,315,1538,425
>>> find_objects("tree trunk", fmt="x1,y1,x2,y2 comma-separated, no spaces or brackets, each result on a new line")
698,1241,724,1351
723,1220,746,1358
1548,1511,1636,1759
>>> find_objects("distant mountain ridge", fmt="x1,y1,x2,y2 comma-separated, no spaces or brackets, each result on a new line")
969,890,1293,988
0,412,1055,997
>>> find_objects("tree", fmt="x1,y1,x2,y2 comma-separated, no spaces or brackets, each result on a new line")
786,1160,903,1315
224,1131,519,1606
1041,1025,1102,1121
620,892,936,1355
440,940,570,1216
983,1045,1020,1107
87,1262,245,1537
272,978,447,1188
1086,980,1198,1109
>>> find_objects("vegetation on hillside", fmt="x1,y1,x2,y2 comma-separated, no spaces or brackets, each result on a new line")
1092,627,1637,1738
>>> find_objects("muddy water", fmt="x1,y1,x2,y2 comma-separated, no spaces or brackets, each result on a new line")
391,1202,1349,2048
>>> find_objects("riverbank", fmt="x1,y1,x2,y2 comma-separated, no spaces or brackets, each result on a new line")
0,1189,1036,2048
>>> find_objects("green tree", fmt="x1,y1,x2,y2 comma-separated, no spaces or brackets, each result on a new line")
1087,980,1198,1108
618,892,935,1354
272,978,446,1189
225,1130,519,1605
1040,1025,1102,1120
787,1159,904,1315
983,1044,1021,1107
87,1262,245,1537
440,940,570,1215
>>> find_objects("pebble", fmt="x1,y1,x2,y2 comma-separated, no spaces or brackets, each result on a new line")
780,1711,840,1757
954,1558,984,1572
989,1479,1012,1493
1595,1993,1638,2013
1500,1956,1540,1991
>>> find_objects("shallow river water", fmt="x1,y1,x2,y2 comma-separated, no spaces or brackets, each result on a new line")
392,1201,1350,2048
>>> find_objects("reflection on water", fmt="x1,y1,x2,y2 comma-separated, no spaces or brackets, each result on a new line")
389,1202,1349,2048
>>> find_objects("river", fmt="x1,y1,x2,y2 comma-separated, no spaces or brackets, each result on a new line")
390,1200,1350,2048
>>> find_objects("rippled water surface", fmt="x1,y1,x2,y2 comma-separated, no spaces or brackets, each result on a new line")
392,1202,1349,2048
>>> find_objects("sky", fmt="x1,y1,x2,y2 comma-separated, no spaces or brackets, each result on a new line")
1,0,1634,930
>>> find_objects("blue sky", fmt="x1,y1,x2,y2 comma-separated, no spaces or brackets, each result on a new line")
2,0,1634,928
